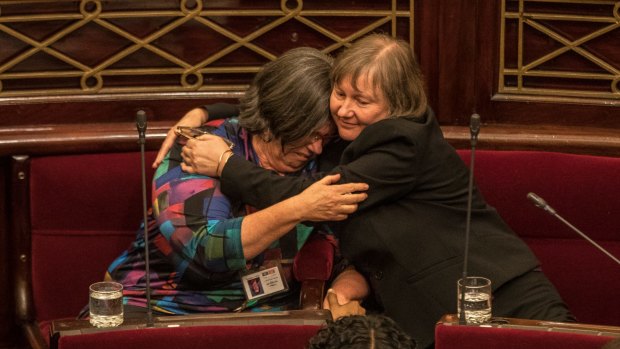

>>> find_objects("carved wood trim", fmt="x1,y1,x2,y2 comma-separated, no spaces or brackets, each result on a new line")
0,0,415,99
498,0,620,104
442,124,620,157
1,122,619,157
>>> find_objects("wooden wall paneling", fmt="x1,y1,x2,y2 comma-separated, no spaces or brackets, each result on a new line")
0,94,240,126
0,0,420,159
442,123,620,156
486,0,619,127
433,0,620,155
416,0,440,119
0,0,618,151
434,0,479,125
0,0,415,127
473,0,501,125
0,121,172,157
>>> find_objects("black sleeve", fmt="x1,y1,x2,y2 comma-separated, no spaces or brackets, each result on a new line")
220,141,349,209
202,103,240,121
220,155,319,209
221,121,418,213
218,140,347,208
217,126,348,209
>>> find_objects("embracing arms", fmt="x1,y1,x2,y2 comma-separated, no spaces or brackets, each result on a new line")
154,104,324,206
239,173,367,259
181,118,419,211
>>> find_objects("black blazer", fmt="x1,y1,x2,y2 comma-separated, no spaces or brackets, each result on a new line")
216,107,539,349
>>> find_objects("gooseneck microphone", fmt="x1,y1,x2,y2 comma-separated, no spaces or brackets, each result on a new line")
469,113,481,147
527,192,620,266
136,110,154,326
460,113,481,324
137,110,147,142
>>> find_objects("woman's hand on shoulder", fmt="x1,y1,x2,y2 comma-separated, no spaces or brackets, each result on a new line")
297,173,368,222
180,135,233,177
152,107,207,168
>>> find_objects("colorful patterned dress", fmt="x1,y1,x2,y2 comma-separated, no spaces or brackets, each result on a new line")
106,118,319,314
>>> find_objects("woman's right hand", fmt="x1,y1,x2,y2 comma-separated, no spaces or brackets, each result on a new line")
152,107,207,168
297,173,369,222
324,289,366,320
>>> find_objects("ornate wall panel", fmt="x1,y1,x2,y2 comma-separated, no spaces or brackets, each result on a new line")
499,0,620,104
0,0,414,100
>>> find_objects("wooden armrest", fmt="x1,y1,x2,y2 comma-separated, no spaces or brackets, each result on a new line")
22,321,48,349
299,279,326,310
11,156,47,349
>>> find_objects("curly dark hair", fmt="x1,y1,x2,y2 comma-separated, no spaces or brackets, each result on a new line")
307,315,416,349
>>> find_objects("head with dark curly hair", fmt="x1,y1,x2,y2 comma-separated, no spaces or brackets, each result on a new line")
308,315,416,349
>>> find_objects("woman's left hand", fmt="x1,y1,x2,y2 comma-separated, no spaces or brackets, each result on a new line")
153,107,207,169
296,174,368,222
181,134,232,176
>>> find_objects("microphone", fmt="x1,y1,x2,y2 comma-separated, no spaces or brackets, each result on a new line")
526,192,556,215
136,110,147,144
460,113,481,324
470,113,481,146
136,110,154,326
527,192,620,266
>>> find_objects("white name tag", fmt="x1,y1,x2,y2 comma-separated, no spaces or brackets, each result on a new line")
241,264,288,301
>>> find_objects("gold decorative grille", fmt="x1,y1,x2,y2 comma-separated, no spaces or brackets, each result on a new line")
499,0,620,103
0,0,414,99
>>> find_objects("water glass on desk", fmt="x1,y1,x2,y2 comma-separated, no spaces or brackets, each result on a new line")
457,276,492,324
89,281,124,328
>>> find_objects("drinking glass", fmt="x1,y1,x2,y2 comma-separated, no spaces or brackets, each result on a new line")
457,276,492,324
89,281,124,328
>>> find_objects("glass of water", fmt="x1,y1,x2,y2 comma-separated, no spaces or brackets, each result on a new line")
457,276,492,324
89,281,124,328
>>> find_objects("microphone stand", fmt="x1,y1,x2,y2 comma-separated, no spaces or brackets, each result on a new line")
527,192,620,266
460,113,481,325
136,110,154,327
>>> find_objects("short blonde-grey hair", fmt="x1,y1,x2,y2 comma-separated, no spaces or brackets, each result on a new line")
331,33,428,118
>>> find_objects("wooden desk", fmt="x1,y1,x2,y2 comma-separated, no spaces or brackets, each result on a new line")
438,314,620,337
436,314,620,349
50,310,331,349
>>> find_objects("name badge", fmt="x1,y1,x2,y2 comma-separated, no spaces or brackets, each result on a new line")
240,263,289,301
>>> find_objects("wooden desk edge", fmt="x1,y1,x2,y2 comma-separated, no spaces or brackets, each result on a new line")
50,309,331,337
438,314,620,336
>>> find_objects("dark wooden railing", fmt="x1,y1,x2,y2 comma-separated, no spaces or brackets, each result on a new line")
2,122,619,158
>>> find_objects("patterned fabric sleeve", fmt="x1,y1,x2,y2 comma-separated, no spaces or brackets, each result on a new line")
153,156,248,274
